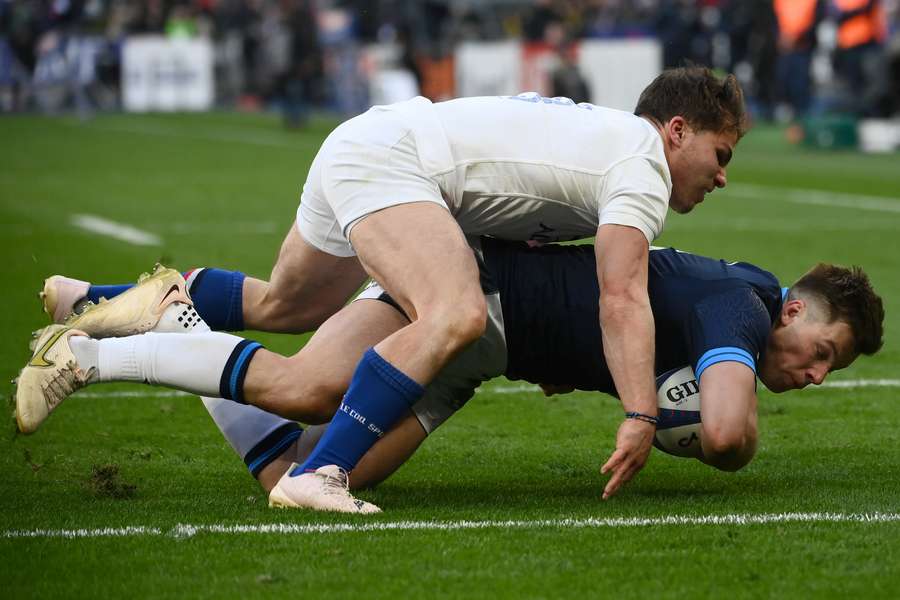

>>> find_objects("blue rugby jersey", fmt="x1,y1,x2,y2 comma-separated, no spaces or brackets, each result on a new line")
480,238,784,394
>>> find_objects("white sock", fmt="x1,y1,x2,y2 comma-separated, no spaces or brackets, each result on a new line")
94,331,245,397
68,302,215,385
69,336,100,383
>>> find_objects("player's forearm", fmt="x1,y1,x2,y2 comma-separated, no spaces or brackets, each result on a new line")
594,223,654,416
599,291,657,415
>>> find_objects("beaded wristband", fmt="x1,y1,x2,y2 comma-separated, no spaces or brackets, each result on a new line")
625,411,659,426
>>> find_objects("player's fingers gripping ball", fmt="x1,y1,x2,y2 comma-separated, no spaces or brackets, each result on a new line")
654,366,702,458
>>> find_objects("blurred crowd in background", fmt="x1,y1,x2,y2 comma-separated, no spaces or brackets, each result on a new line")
2,0,899,130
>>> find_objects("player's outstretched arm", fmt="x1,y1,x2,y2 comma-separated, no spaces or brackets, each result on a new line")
594,224,657,499
696,362,758,472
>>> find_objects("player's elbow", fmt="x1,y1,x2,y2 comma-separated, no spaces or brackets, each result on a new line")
702,425,757,472
598,286,649,326
598,275,646,305
704,427,745,455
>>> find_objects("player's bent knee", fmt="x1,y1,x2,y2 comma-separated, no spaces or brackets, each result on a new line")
436,293,488,349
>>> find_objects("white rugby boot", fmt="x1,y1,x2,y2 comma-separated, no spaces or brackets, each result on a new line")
15,325,93,434
40,275,91,324
54,265,196,338
269,465,382,514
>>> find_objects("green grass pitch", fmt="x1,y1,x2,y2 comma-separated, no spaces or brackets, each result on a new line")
1,113,898,598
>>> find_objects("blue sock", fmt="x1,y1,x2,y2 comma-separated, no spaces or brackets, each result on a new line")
185,268,246,331
85,284,133,303
291,348,425,475
85,268,246,331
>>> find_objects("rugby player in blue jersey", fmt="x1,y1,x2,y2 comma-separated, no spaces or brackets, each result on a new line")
17,239,883,509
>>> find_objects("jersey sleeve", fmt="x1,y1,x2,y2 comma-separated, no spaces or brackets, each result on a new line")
598,156,670,244
685,287,772,379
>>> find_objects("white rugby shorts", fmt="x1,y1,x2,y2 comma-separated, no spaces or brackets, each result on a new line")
296,98,450,257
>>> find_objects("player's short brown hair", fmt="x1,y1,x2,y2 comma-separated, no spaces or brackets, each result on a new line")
634,66,748,139
788,263,885,356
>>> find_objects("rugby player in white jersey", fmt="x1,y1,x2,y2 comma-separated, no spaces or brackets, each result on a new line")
18,66,747,511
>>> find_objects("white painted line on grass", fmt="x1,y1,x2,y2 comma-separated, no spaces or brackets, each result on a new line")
4,526,163,539
5,512,898,540
0,389,186,403
71,214,162,246
73,390,191,399
820,379,900,389
728,184,900,214
478,384,542,395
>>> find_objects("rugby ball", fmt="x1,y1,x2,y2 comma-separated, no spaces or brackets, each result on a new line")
654,366,702,458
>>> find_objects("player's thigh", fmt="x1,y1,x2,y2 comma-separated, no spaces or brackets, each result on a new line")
348,203,484,320
293,106,467,321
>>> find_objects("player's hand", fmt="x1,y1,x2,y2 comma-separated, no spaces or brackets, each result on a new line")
600,418,655,500
539,383,575,397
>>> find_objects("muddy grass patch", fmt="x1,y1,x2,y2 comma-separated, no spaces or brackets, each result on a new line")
88,464,137,499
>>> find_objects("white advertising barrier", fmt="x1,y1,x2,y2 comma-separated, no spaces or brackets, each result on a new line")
454,39,660,110
122,36,214,112
455,40,521,97
858,119,900,153
578,39,661,111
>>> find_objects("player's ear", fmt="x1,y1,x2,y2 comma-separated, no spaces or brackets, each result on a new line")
781,298,805,326
667,116,688,148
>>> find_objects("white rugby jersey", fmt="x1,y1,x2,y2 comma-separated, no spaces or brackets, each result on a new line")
386,93,672,244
